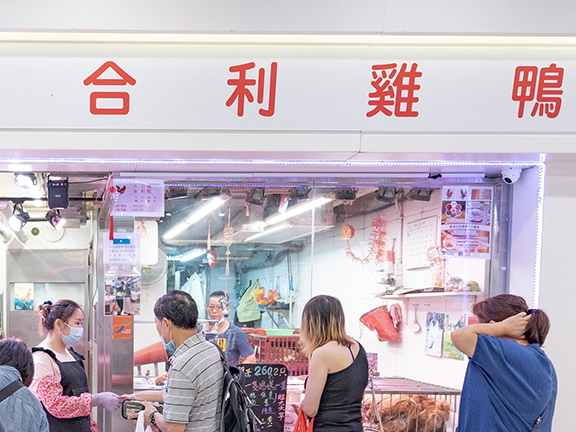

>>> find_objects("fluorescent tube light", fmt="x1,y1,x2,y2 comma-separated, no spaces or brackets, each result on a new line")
244,223,291,242
265,197,332,226
163,196,227,240
179,249,207,262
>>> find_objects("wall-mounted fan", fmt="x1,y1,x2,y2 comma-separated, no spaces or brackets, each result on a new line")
141,249,168,286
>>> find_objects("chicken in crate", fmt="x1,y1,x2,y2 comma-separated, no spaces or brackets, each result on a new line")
362,377,460,432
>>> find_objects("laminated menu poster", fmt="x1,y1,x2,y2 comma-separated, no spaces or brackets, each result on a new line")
440,186,493,259
239,364,288,432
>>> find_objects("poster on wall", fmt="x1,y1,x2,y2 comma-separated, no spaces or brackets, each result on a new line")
103,233,141,316
425,312,445,357
440,186,493,259
442,314,464,360
14,283,34,310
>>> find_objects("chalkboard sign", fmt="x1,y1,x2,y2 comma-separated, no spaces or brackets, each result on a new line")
239,363,288,432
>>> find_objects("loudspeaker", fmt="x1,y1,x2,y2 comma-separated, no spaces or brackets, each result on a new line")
47,179,69,209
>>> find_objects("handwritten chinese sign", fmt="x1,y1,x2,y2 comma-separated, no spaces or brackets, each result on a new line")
239,363,288,431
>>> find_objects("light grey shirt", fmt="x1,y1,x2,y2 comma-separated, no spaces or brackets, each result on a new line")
0,365,49,432
163,333,223,432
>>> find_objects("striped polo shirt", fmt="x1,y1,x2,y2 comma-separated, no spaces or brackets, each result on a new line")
163,333,224,431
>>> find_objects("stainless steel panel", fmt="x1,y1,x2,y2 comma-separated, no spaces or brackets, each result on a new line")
8,249,87,283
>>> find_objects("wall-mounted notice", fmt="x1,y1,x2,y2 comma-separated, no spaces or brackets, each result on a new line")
110,179,164,217
404,216,438,269
440,186,493,259
239,363,288,432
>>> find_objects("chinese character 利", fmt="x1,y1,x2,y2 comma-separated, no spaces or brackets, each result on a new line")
226,62,278,117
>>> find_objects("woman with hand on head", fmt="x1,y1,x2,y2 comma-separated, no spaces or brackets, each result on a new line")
299,295,369,432
30,299,123,432
451,294,557,432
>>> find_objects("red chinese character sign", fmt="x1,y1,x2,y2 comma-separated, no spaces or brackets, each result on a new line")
226,62,278,117
367,63,422,118
512,63,564,118
84,61,136,115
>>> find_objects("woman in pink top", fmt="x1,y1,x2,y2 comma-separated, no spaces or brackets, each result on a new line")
30,299,122,432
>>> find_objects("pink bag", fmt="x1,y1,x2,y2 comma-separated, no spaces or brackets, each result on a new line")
360,305,400,341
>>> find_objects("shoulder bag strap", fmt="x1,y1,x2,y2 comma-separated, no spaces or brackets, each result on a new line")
0,380,24,404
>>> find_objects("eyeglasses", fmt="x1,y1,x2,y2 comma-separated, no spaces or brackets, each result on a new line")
207,304,223,311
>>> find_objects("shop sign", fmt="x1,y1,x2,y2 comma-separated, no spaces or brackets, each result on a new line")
0,52,575,132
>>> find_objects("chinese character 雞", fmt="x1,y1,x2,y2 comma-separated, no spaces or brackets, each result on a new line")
367,63,422,118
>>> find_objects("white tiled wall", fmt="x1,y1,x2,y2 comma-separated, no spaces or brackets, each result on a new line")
250,189,487,389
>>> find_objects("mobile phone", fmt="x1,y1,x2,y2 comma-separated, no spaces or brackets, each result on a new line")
122,400,145,419
121,399,164,420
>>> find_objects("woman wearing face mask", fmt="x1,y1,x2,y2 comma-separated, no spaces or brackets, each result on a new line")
30,299,123,432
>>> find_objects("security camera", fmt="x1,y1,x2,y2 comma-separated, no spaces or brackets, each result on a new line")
501,167,522,184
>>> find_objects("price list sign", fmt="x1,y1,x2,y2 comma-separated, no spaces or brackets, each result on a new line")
111,179,164,217
239,364,288,432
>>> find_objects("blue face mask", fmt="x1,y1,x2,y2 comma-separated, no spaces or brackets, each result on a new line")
62,322,84,346
161,325,176,356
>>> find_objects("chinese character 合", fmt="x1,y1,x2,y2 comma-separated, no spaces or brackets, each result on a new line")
367,63,422,118
226,62,278,117
83,61,136,116
512,64,564,118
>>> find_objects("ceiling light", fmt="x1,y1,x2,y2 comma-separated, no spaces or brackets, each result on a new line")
289,187,311,200
178,249,207,262
375,187,396,202
163,197,228,240
246,188,266,206
265,197,332,226
334,188,357,201
244,223,292,242
8,203,30,232
14,173,36,188
46,210,66,230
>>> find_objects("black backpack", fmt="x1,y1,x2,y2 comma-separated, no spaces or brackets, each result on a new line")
216,346,261,432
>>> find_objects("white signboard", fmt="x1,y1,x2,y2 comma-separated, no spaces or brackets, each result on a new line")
110,179,164,218
0,53,575,133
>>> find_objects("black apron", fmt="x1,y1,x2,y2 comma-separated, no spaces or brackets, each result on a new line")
32,347,92,432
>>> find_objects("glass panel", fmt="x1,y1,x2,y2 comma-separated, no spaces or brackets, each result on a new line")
155,177,506,331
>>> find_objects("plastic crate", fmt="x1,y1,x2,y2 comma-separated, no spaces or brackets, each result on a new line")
248,333,308,376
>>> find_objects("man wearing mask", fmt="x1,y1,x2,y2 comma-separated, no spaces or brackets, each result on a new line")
142,290,224,432
205,291,256,367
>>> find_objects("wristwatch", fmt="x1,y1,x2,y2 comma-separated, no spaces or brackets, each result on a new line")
149,409,159,426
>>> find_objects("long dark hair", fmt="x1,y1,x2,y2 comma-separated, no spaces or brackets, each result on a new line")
472,294,550,346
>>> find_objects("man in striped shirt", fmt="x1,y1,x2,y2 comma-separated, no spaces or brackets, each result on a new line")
143,290,224,432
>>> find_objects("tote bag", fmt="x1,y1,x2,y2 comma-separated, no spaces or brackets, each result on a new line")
293,410,314,432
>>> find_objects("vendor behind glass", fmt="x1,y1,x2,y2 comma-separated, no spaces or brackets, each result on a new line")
205,291,256,366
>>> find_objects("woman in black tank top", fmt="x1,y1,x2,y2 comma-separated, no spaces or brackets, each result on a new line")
299,295,369,432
